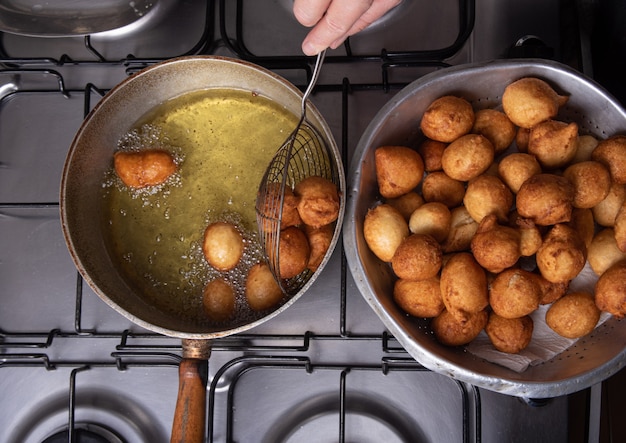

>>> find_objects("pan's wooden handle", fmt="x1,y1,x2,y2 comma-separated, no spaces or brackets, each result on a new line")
171,339,212,443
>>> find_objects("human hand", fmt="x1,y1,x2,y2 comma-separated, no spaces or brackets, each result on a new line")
293,0,402,56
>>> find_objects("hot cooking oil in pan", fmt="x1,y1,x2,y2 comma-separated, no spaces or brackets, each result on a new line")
103,88,298,326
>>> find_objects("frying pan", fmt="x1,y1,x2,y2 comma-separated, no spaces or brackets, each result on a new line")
60,56,345,442
344,59,626,398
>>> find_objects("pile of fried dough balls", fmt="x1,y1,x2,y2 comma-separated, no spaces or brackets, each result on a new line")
202,175,340,322
363,76,626,354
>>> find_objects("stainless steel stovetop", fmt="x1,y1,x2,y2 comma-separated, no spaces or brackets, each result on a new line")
1,1,622,442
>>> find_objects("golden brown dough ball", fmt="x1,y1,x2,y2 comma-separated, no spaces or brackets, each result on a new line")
615,202,626,252
546,292,600,338
363,204,409,262
485,313,534,354
431,308,488,347
408,202,451,243
497,153,541,194
420,95,475,143
417,139,447,172
588,228,626,276
114,149,177,188
572,134,599,163
563,161,611,208
386,191,424,221
393,277,444,318
375,145,424,198
536,224,587,283
203,278,236,322
472,108,516,154
279,226,310,279
391,234,442,281
595,259,626,318
295,176,340,228
245,262,284,311
470,214,521,274
304,223,333,272
512,216,543,257
421,172,465,208
531,272,569,305
202,222,245,271
592,182,625,227
568,207,595,248
591,135,626,184
528,120,579,169
258,183,302,229
440,252,488,323
489,268,541,319
516,174,574,226
502,77,568,128
442,206,478,253
463,174,513,223
441,134,494,181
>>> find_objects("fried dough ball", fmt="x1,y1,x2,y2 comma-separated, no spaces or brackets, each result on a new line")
279,226,310,279
113,149,177,188
593,182,625,227
304,223,333,272
591,135,626,184
431,308,488,347
417,139,447,172
363,204,409,262
531,272,569,305
391,234,442,281
245,262,283,311
393,277,444,318
563,161,611,208
258,183,302,229
442,206,478,253
512,216,543,256
202,222,244,271
595,259,626,318
536,224,587,283
295,176,340,228
408,202,451,243
498,153,541,194
568,207,595,248
471,214,521,273
615,202,626,252
202,278,236,322
386,191,424,221
502,77,568,128
441,134,495,181
485,313,534,354
421,172,465,208
515,127,530,152
440,252,488,323
588,228,626,276
572,134,599,163
546,292,600,338
375,145,424,198
528,120,579,169
516,174,574,226
420,95,475,143
463,174,513,223
489,268,541,319
472,108,516,154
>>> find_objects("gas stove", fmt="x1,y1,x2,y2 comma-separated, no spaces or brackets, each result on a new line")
1,1,624,442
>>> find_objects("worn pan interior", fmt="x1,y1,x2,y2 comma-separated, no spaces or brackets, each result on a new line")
345,59,626,398
61,56,344,339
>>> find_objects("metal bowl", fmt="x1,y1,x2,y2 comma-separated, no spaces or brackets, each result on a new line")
344,59,626,398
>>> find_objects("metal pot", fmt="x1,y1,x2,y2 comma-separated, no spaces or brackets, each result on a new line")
60,56,345,441
344,59,626,398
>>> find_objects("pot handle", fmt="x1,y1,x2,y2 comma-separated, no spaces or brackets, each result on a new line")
171,339,212,443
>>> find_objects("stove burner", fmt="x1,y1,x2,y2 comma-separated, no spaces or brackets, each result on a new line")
43,424,123,443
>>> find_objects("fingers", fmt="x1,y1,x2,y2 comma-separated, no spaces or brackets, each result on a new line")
295,0,402,55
